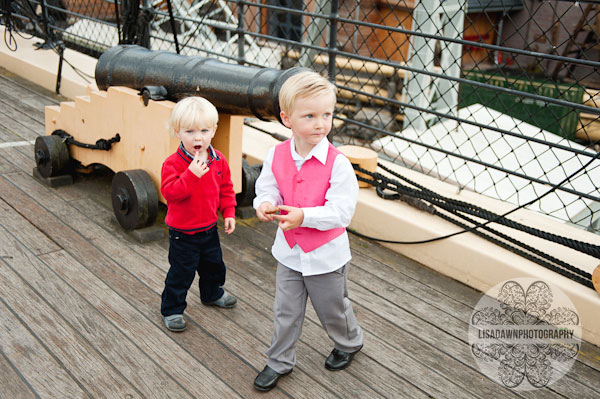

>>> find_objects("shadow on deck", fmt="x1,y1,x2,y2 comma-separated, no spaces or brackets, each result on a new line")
1,67,600,398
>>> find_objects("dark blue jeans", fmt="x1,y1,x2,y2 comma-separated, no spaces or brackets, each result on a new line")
161,227,226,316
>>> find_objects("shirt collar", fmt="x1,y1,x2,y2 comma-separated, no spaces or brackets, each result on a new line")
179,143,220,165
290,136,329,165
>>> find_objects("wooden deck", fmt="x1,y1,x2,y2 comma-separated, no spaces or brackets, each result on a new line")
1,66,600,398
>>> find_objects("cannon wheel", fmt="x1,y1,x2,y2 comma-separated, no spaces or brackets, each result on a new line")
111,170,158,231
34,135,70,178
236,158,261,207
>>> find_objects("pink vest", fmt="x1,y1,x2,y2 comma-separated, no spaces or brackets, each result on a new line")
272,140,346,252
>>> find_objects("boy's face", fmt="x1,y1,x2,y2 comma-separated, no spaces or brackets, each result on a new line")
175,122,217,156
280,92,334,154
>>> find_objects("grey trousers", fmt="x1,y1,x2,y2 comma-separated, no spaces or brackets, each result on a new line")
266,262,364,373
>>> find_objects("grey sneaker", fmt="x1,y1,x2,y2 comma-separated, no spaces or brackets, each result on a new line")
163,314,187,332
203,290,237,308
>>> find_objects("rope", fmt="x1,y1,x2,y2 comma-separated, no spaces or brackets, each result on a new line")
351,158,600,288
165,0,180,54
436,208,594,289
2,0,38,51
376,162,600,259
2,0,18,50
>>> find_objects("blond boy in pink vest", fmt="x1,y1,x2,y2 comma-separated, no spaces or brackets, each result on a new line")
252,71,363,392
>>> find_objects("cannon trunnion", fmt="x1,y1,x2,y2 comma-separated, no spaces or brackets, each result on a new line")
38,46,302,233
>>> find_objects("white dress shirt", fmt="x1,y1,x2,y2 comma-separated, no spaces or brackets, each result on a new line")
253,137,358,276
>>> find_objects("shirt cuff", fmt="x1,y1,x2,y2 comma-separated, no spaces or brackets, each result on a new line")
222,207,235,219
300,207,317,228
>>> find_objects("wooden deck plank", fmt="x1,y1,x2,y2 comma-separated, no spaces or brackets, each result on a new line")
0,69,58,143
0,78,53,123
350,274,600,399
0,341,39,399
0,197,61,256
0,69,63,108
0,112,35,143
0,296,87,399
347,230,480,307
39,249,235,399
346,231,600,391
0,146,36,175
0,244,141,398
347,262,600,397
351,249,475,317
350,253,600,394
0,174,243,399
0,224,197,398
0,100,44,141
0,151,20,175
0,81,59,113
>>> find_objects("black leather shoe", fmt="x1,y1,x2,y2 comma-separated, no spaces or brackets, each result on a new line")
325,346,362,371
253,365,291,392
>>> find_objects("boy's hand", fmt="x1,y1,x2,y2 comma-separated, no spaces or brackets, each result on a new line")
273,205,303,231
224,217,235,234
189,151,209,178
257,202,279,222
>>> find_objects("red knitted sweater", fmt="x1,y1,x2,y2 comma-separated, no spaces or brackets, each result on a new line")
161,145,236,233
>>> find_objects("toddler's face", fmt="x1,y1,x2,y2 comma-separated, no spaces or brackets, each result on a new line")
281,93,334,152
176,123,216,156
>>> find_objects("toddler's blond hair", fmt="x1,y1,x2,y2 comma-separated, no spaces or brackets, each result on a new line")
279,71,336,116
168,96,218,135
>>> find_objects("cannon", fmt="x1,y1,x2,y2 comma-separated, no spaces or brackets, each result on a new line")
36,45,303,232
95,45,302,120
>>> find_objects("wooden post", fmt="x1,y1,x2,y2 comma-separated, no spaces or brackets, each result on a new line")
338,145,377,188
593,265,600,296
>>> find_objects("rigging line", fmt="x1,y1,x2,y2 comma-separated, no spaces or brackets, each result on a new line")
350,148,600,249
349,180,594,286
376,161,600,258
373,171,595,276
434,209,594,288
432,199,592,280
12,0,94,83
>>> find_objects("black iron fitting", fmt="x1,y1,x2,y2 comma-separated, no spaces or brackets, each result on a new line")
51,130,121,151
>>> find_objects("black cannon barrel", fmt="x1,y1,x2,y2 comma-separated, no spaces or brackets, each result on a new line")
95,45,305,121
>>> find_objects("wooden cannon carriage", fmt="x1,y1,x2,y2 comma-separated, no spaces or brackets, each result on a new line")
34,45,302,231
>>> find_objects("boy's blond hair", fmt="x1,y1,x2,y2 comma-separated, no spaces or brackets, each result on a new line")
279,70,336,115
168,96,219,135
